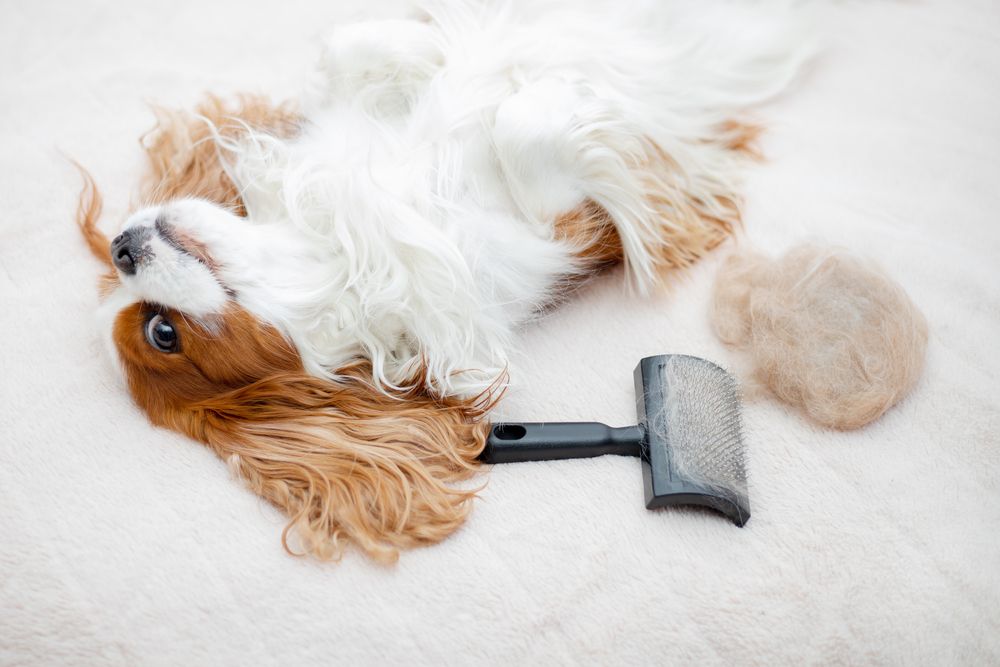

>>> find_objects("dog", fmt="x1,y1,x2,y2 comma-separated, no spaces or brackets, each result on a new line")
76,3,805,562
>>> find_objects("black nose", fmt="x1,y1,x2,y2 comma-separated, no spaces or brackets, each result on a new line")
110,231,138,275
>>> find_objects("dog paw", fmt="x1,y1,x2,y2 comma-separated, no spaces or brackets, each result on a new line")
312,19,443,113
494,81,583,158
493,81,589,219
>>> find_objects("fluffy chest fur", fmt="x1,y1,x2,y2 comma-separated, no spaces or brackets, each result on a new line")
214,7,804,395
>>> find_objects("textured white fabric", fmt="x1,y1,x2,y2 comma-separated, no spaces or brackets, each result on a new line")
1,0,998,664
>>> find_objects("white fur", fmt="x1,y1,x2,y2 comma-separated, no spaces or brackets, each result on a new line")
105,2,809,397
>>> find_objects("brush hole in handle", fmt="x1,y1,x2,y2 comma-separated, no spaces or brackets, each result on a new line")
492,424,527,440
481,422,644,463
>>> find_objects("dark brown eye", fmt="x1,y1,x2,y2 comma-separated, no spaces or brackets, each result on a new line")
145,313,178,353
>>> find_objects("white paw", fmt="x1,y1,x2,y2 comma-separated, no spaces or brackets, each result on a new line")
493,81,589,219
494,81,582,158
313,19,443,112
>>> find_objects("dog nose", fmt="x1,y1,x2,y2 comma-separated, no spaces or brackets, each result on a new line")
110,230,138,275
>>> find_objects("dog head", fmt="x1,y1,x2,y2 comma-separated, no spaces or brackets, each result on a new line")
76,169,489,564
99,198,313,406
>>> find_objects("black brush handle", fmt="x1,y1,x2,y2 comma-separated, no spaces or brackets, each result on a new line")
481,422,644,463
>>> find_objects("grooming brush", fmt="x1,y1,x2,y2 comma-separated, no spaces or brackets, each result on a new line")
481,354,750,526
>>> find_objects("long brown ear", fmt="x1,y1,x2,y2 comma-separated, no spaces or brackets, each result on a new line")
187,367,492,563
71,160,112,267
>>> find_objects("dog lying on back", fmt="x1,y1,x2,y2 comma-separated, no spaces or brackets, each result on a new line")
76,4,804,561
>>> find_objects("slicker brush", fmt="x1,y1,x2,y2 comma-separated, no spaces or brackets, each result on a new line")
481,354,750,526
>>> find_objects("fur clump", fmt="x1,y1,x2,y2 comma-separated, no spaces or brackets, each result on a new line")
710,244,928,430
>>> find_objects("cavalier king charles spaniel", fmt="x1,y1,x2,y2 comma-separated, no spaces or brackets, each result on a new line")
75,3,805,562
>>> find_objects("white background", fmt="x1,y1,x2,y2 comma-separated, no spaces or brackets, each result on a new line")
1,0,998,663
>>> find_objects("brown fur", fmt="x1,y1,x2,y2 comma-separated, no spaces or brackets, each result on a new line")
717,119,764,160
711,245,928,430
74,95,300,293
637,140,740,273
81,94,491,562
73,162,112,266
71,162,119,295
138,94,300,213
113,301,490,562
553,120,760,276
554,199,625,270
75,93,763,561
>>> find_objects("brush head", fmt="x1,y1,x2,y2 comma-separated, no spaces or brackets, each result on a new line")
634,354,750,526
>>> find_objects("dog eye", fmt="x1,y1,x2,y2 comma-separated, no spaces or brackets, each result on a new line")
145,314,178,353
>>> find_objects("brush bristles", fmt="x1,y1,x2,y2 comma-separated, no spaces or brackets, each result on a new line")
659,356,748,508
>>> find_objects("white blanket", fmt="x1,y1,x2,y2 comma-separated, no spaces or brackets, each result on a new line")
2,0,998,664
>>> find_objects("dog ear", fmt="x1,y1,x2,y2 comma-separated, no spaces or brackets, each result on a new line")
189,367,491,563
72,161,112,265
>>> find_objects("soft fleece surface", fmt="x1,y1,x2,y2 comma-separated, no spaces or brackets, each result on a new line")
2,0,998,664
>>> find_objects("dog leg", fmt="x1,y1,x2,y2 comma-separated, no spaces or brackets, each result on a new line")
493,80,739,290
493,80,664,278
310,19,444,115
492,80,595,225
